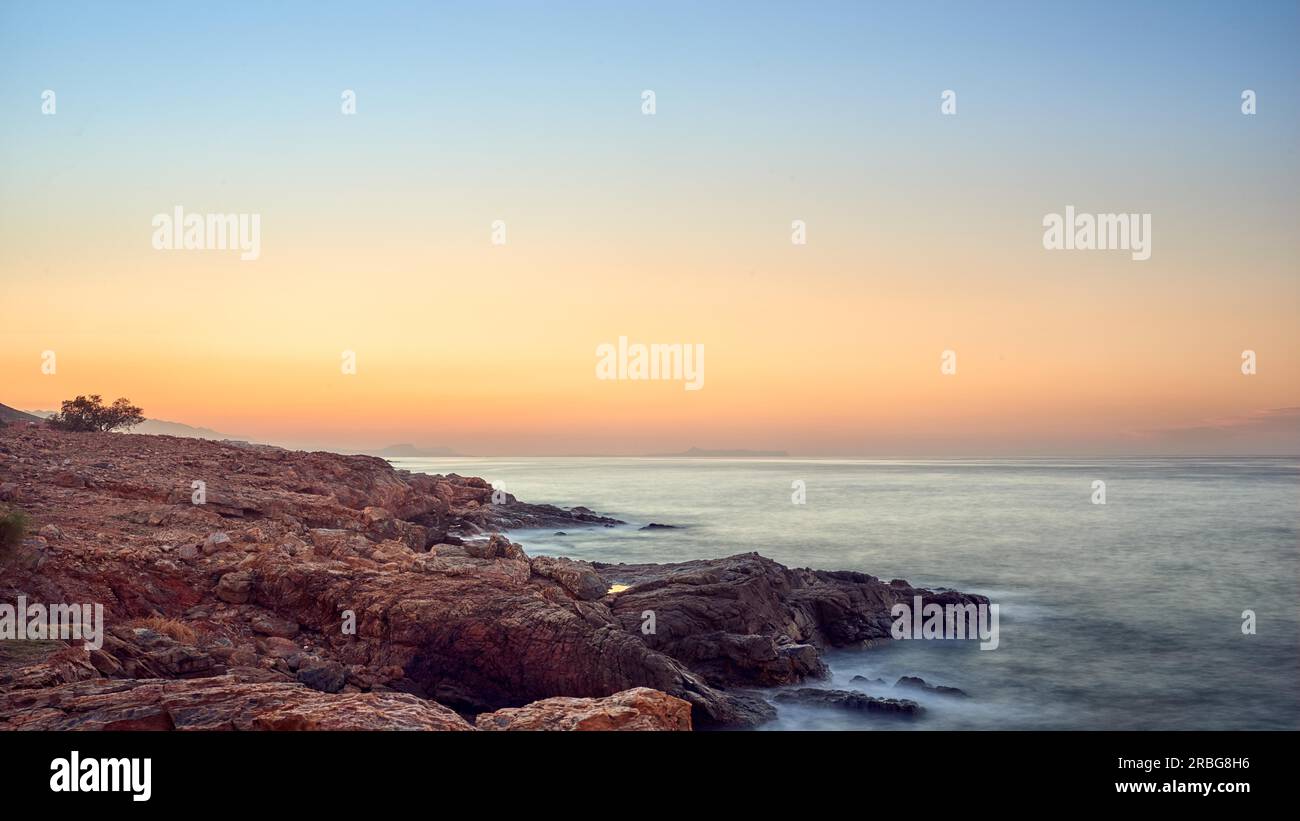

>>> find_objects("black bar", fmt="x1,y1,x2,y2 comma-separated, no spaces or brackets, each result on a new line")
2,730,1290,809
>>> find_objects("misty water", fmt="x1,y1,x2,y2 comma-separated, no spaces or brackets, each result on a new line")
393,456,1300,730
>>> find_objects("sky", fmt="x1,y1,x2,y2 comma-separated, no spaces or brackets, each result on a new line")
1,1,1298,456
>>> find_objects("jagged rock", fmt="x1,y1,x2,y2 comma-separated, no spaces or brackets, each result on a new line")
244,543,757,726
53,471,86,488
772,688,922,716
529,555,607,601
260,637,303,662
458,495,624,532
5,539,50,571
476,687,692,731
591,553,986,689
250,612,299,638
465,533,527,561
215,570,253,603
0,675,475,730
203,531,234,555
297,659,347,694
0,641,101,690
228,646,258,667
361,506,427,550
0,424,982,730
896,676,969,697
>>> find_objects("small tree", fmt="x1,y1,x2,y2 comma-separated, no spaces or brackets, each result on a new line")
0,506,29,555
48,395,145,433
104,397,146,431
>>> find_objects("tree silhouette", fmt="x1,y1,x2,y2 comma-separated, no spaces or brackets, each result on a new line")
48,395,145,433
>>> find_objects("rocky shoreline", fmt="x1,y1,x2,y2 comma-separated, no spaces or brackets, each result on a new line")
0,424,986,730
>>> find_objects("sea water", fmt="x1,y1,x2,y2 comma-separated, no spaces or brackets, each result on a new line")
393,456,1299,730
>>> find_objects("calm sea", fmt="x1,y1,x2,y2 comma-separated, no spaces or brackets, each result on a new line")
393,456,1300,730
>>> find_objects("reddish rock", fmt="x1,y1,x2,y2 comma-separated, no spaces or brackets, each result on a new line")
592,553,987,689
0,424,983,730
101,627,219,679
476,687,692,731
0,675,475,731
249,611,299,638
530,555,607,601
296,659,347,693
203,531,234,555
465,533,527,560
215,570,253,603
52,471,86,489
260,637,302,660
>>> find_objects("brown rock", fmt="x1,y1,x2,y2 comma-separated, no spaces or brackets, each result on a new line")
5,539,50,571
250,611,299,638
0,675,475,731
100,627,219,679
203,531,234,555
228,646,258,666
476,687,692,731
592,553,988,689
215,570,253,603
52,471,86,488
261,637,302,660
465,533,527,561
0,424,982,730
529,555,607,601
296,659,347,693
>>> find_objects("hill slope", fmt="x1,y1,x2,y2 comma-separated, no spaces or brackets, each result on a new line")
21,408,243,441
0,403,42,425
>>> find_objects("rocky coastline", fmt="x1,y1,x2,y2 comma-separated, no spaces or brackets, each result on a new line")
0,424,986,731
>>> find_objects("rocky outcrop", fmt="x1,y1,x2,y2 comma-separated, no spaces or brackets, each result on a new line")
896,676,968,697
239,538,761,726
529,555,608,601
592,554,987,689
0,424,982,731
431,486,623,538
771,688,922,716
0,673,476,731
476,687,692,731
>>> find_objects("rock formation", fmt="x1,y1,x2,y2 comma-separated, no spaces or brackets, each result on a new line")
771,688,922,715
0,424,985,730
475,687,692,731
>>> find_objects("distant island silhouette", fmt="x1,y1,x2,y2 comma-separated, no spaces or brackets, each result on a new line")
370,443,463,458
646,446,789,458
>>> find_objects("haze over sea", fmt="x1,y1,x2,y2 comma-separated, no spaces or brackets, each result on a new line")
395,456,1299,731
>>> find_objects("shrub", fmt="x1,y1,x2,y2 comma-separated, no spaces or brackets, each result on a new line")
0,506,30,555
48,395,145,433
129,616,198,644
